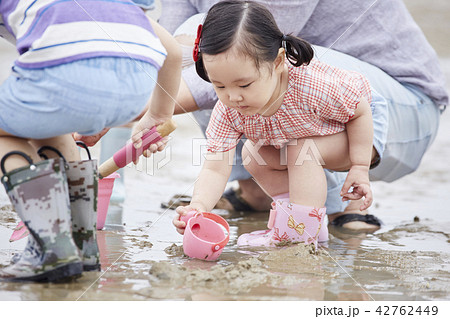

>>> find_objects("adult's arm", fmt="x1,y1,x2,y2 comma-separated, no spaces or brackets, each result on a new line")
158,0,199,33
144,18,182,120
174,77,199,114
266,0,319,36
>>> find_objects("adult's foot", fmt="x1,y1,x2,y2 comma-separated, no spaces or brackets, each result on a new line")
215,178,272,212
327,199,381,233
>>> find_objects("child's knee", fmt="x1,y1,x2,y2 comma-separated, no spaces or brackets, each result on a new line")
241,141,256,172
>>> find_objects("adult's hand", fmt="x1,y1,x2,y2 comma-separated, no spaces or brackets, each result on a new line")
72,128,110,147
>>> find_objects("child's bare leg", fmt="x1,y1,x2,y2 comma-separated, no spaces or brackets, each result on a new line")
241,132,379,239
0,129,41,173
242,141,288,197
306,132,380,231
286,132,353,206
239,139,330,247
290,132,378,211
1,130,81,173
30,134,80,162
286,139,328,207
243,133,351,206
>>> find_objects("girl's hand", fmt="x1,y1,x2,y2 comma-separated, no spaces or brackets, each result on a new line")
173,206,190,235
172,203,206,235
340,165,373,210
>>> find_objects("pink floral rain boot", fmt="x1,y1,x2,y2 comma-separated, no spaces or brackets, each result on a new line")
253,194,329,243
237,198,327,249
274,194,329,242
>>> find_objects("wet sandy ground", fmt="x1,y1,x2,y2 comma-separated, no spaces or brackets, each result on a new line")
0,0,449,301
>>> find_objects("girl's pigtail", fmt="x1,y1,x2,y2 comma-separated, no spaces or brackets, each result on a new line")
282,34,314,67
195,55,210,82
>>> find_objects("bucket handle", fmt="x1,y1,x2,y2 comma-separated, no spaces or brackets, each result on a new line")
37,142,91,162
75,141,92,160
1,151,34,175
36,145,66,160
37,146,70,170
199,212,230,253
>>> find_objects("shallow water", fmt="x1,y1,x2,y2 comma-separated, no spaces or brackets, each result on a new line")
0,0,449,301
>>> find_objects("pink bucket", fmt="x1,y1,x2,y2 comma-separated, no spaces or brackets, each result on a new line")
97,172,120,230
180,211,230,261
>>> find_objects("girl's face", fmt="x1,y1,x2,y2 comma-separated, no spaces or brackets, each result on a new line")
203,48,286,116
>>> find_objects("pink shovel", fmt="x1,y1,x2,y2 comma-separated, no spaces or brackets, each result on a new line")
98,120,176,178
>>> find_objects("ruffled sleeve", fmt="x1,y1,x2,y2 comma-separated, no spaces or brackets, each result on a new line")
206,101,243,152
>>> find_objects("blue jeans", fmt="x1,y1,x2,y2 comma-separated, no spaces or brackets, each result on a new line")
313,46,441,181
193,46,441,214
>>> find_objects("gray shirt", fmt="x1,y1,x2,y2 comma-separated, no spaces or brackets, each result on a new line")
159,0,448,106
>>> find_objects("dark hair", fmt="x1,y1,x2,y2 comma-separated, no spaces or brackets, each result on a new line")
195,0,314,82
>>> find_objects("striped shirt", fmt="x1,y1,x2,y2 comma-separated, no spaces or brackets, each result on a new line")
0,0,166,69
206,60,372,152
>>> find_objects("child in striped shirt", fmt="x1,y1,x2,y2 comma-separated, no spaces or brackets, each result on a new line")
173,0,387,248
0,0,181,281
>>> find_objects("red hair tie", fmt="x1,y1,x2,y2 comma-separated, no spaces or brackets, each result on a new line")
193,24,203,62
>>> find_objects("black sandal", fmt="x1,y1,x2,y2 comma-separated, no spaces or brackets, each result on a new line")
161,188,258,212
221,188,255,212
330,213,382,227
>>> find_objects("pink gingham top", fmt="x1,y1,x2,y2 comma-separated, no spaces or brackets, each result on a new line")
206,59,372,152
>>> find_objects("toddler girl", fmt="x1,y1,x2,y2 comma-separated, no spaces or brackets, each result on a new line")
174,0,386,248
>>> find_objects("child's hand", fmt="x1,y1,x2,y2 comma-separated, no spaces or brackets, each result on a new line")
173,206,190,235
131,115,169,163
173,204,206,235
340,165,373,210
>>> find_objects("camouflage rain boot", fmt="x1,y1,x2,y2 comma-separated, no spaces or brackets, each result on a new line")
67,159,100,270
38,144,100,271
0,152,83,282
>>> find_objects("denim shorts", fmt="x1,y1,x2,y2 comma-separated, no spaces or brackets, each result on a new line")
0,57,158,139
